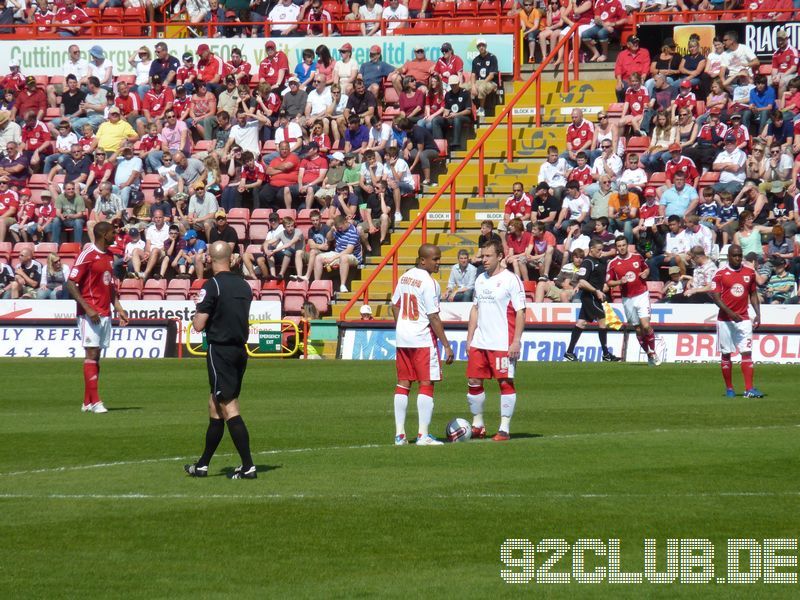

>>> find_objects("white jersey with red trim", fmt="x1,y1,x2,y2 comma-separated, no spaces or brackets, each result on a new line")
391,267,441,349
471,269,526,351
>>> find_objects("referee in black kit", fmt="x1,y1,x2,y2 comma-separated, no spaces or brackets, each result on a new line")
563,238,621,363
185,241,257,480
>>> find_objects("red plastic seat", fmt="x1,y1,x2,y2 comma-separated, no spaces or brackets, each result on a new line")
142,279,167,300
0,242,12,262
119,279,143,300
249,224,270,243
227,207,250,225
193,140,215,153
34,242,58,261
166,278,190,300
58,242,81,258
250,208,273,224
12,242,35,260
309,279,332,299
246,279,261,299
142,174,161,189
276,209,296,221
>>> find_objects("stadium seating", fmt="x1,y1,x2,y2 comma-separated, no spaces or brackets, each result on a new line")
119,279,143,300
166,278,190,300
142,279,167,300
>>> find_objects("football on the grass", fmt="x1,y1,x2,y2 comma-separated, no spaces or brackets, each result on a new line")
446,418,472,442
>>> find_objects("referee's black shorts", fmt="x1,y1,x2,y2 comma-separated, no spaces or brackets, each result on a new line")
578,292,605,322
206,343,248,402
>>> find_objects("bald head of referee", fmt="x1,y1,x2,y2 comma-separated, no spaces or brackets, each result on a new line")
208,240,232,274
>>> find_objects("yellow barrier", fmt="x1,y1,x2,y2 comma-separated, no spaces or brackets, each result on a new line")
184,320,301,358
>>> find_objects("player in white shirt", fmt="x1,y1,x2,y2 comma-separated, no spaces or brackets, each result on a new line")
466,239,526,441
391,245,454,446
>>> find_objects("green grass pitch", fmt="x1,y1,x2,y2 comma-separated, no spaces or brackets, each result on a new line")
1,358,798,598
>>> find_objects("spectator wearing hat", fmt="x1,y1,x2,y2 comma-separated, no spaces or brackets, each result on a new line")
713,134,747,196
123,226,147,278
177,52,198,94
149,42,180,88
771,29,798,98
0,111,21,150
440,75,473,151
127,46,153,96
463,39,498,119
12,76,46,124
52,181,87,244
93,105,138,156
381,0,409,35
332,42,359,95
206,208,244,270
259,41,290,90
358,0,382,36
434,42,464,87
359,46,396,98
0,141,28,189
87,45,113,91
183,182,219,239
137,75,175,137
54,0,90,37
614,35,650,103
672,80,698,122
282,76,308,122
268,0,300,36
196,44,225,95
112,143,143,209
725,112,750,152
173,228,205,279
661,143,699,192
0,58,25,95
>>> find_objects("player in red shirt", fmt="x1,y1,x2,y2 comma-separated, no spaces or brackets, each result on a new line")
709,244,762,398
607,237,660,366
66,221,130,414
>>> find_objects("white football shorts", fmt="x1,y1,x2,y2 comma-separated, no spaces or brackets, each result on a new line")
717,320,752,355
79,315,112,349
622,291,651,326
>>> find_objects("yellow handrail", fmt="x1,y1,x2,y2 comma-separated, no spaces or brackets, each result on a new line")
339,22,582,320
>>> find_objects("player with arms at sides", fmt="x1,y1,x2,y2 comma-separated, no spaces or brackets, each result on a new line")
466,239,526,442
391,244,455,446
66,221,129,414
606,236,660,366
710,244,763,398
563,238,621,362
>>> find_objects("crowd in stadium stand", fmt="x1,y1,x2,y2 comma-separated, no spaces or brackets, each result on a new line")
0,33,503,300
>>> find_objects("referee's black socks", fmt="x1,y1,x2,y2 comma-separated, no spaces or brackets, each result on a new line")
227,415,254,469
567,327,582,354
598,328,609,354
198,418,225,467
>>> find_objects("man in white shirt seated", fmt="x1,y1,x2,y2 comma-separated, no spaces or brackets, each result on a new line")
537,145,569,203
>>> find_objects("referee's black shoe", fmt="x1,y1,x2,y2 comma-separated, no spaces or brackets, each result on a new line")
563,352,578,362
602,352,622,362
230,465,257,480
184,463,208,477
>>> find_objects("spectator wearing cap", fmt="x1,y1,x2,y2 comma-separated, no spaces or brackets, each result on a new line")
54,0,90,37
282,76,308,122
183,181,219,239
660,170,698,219
607,183,639,242
332,42,359,95
0,141,28,188
112,143,143,208
531,182,560,231
87,45,113,91
440,75,473,151
434,42,464,86
720,30,759,83
0,59,25,95
359,46,396,98
381,0,409,35
463,39,498,119
260,41,290,91
127,46,153,96
713,134,747,196
149,42,181,88
358,0,382,36
344,77,377,125
661,142,699,194
725,112,750,152
177,52,198,94
292,142,328,209
614,35,650,103
195,44,225,95
137,75,175,136
52,181,86,244
269,0,300,36
12,76,46,124
261,140,300,209
771,29,798,98
0,111,20,150
93,105,138,156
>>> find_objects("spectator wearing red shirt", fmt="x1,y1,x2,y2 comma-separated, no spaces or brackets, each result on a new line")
502,182,533,230
20,111,53,172
673,81,698,117
727,113,751,152
614,35,651,102
137,75,175,136
83,149,114,201
0,175,19,242
259,41,290,91
581,0,627,63
259,141,300,210
434,42,464,84
226,48,252,86
504,218,534,281
770,28,798,97
227,150,265,212
561,108,594,166
196,44,225,94
12,76,47,123
176,52,199,93
619,72,651,135
568,151,594,193
0,59,25,95
32,3,56,35
54,0,90,37
114,80,141,127
291,142,329,209
530,221,561,280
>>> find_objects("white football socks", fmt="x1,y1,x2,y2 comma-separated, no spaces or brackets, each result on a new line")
417,394,433,437
467,388,486,428
500,393,517,434
394,392,409,437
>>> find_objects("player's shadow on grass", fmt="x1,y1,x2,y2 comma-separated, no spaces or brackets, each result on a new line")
107,407,143,411
218,465,282,477
507,433,543,440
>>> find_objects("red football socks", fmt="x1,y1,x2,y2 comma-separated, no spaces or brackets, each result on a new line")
84,360,99,405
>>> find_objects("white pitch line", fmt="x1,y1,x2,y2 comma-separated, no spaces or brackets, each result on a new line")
0,423,797,479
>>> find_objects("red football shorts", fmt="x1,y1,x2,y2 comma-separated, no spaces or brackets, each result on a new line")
466,347,515,380
396,346,441,382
